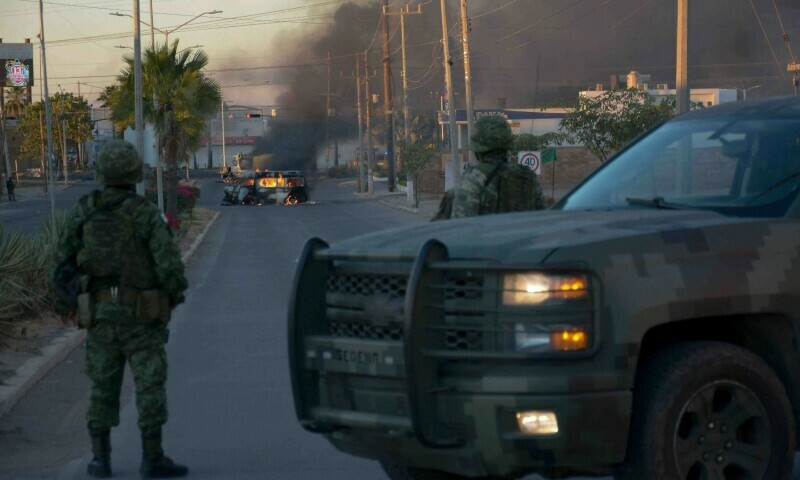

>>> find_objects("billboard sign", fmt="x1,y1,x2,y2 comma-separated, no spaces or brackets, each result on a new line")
0,43,34,87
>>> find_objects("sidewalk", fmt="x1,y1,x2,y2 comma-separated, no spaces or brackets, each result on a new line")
0,182,78,205
346,179,442,220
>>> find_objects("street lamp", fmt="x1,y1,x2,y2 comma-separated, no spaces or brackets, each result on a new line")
110,10,222,44
737,85,761,101
56,84,68,183
110,9,219,209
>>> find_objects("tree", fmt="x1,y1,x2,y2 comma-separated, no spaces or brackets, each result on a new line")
5,87,27,119
399,140,437,208
16,93,92,174
97,85,120,138
512,132,566,156
107,41,220,220
560,89,675,162
1,88,28,178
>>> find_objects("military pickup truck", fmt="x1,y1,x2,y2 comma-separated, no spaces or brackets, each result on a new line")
289,97,800,480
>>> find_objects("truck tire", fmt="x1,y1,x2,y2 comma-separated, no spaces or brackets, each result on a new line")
381,462,509,480
617,341,795,480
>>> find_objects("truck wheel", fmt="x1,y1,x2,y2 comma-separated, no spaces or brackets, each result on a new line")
381,462,509,480
617,341,794,480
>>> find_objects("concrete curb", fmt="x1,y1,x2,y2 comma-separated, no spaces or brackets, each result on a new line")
0,209,221,419
0,329,86,418
182,211,220,263
378,199,419,214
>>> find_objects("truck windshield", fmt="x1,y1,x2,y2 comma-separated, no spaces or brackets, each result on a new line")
560,117,800,217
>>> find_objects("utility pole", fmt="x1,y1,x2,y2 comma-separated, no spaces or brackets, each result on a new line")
0,40,10,183
150,0,164,211
24,38,32,104
343,56,365,193
384,4,422,148
57,85,67,184
365,50,375,195
325,51,331,171
133,0,145,195
206,118,212,169
459,0,475,163
221,95,226,168
38,0,57,231
441,0,459,189
676,0,690,115
381,0,396,192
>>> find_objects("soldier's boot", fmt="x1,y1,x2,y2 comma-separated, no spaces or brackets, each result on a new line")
87,430,112,478
139,431,188,479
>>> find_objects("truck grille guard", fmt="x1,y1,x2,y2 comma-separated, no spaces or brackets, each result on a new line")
289,239,600,449
289,238,464,447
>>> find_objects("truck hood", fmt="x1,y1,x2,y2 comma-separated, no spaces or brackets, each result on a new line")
327,209,766,264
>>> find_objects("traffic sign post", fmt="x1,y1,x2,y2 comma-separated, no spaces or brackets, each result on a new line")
518,151,542,175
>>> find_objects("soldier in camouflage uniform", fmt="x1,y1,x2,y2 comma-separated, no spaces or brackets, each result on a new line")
47,140,189,479
451,116,545,218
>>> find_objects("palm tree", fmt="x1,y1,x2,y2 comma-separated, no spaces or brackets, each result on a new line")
109,41,220,219
5,87,27,119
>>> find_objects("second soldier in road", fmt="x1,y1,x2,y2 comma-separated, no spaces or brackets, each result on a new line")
450,115,545,218
48,140,189,479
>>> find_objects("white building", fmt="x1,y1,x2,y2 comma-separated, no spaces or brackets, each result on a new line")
581,71,737,107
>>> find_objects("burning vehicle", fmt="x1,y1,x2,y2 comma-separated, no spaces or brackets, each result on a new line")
222,171,309,206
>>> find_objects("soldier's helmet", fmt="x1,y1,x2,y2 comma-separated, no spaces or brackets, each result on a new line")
95,140,143,185
469,116,514,154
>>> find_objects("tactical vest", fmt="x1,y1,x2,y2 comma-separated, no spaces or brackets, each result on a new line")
474,161,537,215
76,191,160,292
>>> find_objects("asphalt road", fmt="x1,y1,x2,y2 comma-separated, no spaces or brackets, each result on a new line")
0,178,98,234
0,174,415,480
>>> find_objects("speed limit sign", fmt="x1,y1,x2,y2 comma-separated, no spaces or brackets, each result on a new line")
518,151,541,175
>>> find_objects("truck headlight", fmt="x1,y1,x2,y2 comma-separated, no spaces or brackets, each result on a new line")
509,325,590,353
502,273,587,306
502,272,593,353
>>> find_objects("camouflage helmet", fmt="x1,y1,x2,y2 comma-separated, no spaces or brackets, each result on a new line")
95,140,143,185
469,115,514,154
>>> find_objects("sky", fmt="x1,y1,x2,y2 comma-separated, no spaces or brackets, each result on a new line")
1,0,348,106
2,0,799,110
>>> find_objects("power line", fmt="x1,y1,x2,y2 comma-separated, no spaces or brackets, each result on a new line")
496,0,585,42
748,0,786,77
771,0,795,61
472,0,522,19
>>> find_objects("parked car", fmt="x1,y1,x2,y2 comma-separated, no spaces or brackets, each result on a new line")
289,97,800,479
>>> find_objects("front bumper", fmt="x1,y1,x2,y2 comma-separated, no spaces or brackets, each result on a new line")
324,390,631,478
288,239,632,477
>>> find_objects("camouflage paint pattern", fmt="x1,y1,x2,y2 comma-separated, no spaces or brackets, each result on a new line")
48,186,187,435
85,311,168,434
451,156,545,219
289,206,800,478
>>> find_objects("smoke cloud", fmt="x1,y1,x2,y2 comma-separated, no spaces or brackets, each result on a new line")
245,0,800,170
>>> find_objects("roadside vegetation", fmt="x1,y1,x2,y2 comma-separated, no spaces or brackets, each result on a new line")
560,89,701,162
0,215,63,348
0,184,204,349
103,41,221,224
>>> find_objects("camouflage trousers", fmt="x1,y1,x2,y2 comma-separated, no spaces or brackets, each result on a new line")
85,303,169,435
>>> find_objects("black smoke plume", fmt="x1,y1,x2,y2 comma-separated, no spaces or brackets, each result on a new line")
251,0,800,171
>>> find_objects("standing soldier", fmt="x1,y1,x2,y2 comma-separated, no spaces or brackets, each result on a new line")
47,140,189,479
6,174,16,201
449,115,545,219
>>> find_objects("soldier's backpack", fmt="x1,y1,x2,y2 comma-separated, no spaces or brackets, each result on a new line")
76,192,157,290
476,161,537,215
